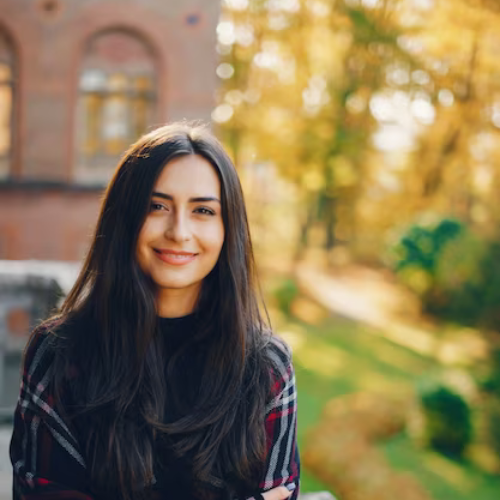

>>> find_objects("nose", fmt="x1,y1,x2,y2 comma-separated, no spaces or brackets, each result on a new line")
164,210,191,243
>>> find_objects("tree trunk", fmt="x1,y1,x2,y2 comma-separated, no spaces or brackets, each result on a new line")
293,196,317,265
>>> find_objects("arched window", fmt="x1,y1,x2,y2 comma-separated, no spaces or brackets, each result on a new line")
0,30,15,178
75,29,157,182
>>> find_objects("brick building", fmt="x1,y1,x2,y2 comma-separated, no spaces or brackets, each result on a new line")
0,0,221,261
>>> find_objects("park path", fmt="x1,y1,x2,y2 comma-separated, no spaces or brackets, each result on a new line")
295,263,489,366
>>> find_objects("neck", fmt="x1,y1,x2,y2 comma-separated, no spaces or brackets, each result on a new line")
156,284,200,318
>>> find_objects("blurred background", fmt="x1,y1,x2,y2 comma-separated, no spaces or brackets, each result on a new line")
1,0,500,498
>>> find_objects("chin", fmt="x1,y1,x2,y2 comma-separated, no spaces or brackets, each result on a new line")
153,275,199,290
160,282,195,290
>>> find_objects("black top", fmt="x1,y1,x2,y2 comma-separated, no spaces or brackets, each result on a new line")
70,313,210,499
159,312,199,353
10,315,300,500
153,313,208,498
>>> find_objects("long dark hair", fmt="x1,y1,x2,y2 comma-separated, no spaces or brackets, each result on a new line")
51,123,272,499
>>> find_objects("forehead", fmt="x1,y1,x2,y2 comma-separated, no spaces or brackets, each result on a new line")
154,154,221,197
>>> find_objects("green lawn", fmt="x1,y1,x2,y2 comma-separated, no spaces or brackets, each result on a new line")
280,315,500,499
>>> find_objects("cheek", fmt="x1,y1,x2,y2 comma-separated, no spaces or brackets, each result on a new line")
135,233,148,267
138,218,162,244
207,224,225,254
136,221,154,260
198,224,224,257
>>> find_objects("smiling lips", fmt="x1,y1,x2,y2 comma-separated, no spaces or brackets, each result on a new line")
153,248,198,266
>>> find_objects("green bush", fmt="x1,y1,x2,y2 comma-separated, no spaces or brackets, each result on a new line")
475,242,500,330
390,217,500,330
393,218,463,275
486,397,500,463
416,378,473,458
481,348,500,465
481,347,500,397
273,278,300,316
429,229,485,322
391,217,470,303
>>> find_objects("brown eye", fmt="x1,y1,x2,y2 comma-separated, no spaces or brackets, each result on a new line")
150,203,167,211
195,207,215,216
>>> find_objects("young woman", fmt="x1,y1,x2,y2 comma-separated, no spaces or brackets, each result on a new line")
10,123,300,500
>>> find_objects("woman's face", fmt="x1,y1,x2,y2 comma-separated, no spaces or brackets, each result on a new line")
136,154,225,301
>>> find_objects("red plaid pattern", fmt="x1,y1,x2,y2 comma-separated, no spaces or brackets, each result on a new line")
10,323,299,499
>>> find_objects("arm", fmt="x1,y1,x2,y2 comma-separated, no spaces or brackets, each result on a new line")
259,339,300,500
10,323,94,500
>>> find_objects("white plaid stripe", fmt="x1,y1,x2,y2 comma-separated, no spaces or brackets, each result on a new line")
15,323,88,482
47,426,86,468
282,390,297,482
27,334,53,380
24,387,78,444
30,416,40,475
263,337,297,490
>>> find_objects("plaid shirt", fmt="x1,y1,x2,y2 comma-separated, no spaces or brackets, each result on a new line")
10,321,300,500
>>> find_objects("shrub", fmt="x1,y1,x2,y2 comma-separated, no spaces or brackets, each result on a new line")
481,347,500,397
390,217,473,306
486,397,500,465
392,218,463,277
415,378,473,458
303,392,431,500
481,349,500,466
390,216,500,330
476,242,500,330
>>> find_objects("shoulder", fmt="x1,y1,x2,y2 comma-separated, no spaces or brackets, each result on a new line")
265,334,292,372
263,334,295,400
22,316,69,386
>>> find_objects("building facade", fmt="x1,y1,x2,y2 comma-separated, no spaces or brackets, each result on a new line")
0,0,221,260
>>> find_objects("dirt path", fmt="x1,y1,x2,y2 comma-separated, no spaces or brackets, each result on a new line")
296,263,489,366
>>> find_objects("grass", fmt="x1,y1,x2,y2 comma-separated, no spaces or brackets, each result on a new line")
279,314,500,499
381,434,500,500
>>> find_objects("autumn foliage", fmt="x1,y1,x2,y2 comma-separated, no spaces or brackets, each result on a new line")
216,0,500,269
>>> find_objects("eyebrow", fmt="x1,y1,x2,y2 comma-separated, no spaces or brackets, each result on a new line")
151,191,221,204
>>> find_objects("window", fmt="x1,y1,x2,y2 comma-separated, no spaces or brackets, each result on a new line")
75,30,157,183
0,30,15,178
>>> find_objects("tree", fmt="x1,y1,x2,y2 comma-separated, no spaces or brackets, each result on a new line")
215,0,500,266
